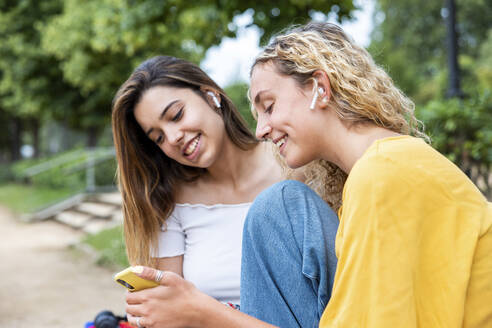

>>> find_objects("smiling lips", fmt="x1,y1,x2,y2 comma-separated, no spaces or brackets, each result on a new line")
183,134,201,158
273,135,287,153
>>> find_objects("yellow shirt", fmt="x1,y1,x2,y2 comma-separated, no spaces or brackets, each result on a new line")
320,136,492,328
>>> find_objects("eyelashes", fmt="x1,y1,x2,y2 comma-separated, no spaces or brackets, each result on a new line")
153,106,184,144
172,107,183,121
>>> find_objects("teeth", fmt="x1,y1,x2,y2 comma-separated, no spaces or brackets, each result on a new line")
184,136,199,156
275,136,286,148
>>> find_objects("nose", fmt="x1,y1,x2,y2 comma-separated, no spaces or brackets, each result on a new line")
167,127,184,146
255,119,272,140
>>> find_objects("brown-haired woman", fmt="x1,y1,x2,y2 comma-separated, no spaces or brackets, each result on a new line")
111,55,283,314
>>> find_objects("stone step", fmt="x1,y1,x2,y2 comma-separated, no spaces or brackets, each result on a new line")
56,211,92,229
93,192,122,206
76,202,117,218
28,191,124,233
82,218,121,235
112,211,124,224
21,193,86,222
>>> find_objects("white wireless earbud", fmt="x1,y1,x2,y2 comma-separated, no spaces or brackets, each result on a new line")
207,91,221,108
309,86,325,110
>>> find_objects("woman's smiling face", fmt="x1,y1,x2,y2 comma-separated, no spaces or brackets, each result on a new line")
134,86,226,168
250,63,323,168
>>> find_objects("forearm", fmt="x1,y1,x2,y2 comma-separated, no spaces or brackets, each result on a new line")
127,267,276,328
196,296,278,328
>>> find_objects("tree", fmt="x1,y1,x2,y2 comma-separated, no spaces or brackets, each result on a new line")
40,0,356,146
0,0,85,159
416,92,492,197
224,82,255,131
369,0,491,103
444,0,462,98
369,0,491,197
0,0,356,157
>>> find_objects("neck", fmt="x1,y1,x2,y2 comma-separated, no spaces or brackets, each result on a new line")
320,120,400,174
204,138,258,188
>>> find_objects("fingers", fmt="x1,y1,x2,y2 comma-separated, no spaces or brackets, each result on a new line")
125,268,187,305
126,313,136,327
126,303,145,318
130,266,163,286
132,266,181,286
127,313,147,328
126,288,149,305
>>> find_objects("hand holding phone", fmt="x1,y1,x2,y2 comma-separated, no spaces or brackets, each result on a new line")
114,266,159,292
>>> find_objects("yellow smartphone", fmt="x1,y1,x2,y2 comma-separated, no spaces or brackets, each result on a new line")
114,267,159,292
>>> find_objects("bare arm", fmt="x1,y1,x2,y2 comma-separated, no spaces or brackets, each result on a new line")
198,298,278,328
197,297,278,328
156,255,183,277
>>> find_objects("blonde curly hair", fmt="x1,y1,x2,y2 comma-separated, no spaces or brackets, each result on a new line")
251,22,427,210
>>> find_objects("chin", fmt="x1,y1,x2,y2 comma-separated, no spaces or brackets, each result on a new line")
197,153,217,169
285,156,313,169
282,146,318,168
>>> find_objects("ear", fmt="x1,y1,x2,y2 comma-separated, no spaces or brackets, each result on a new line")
311,70,332,109
200,86,221,109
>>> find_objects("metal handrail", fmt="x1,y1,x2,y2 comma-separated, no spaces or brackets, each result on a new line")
22,149,86,177
20,147,116,192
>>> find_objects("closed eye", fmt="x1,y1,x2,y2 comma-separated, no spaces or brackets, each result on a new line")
265,103,274,114
155,135,163,144
172,107,183,121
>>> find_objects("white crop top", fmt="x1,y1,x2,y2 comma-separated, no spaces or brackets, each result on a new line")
157,203,251,305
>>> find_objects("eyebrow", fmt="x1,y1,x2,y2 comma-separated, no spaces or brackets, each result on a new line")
254,90,270,105
145,99,180,136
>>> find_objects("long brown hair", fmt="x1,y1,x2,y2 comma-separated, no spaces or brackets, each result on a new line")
112,56,257,266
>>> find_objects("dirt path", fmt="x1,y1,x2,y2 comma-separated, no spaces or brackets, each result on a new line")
0,206,126,328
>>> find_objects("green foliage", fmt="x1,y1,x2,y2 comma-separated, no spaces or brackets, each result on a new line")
224,82,256,132
369,0,491,103
475,30,492,90
0,183,74,213
0,0,83,119
0,163,14,183
0,0,87,159
1,0,355,156
370,0,491,197
37,0,355,145
11,148,117,190
417,91,492,196
219,1,356,45
0,108,13,154
83,225,129,268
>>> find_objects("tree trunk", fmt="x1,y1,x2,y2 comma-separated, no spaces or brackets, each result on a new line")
10,117,22,161
31,118,40,158
87,126,100,148
60,121,70,152
445,0,463,98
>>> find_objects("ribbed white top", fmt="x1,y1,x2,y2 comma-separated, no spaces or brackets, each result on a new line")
158,202,252,305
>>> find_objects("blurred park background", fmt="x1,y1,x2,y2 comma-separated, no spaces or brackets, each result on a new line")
0,1,490,325
0,0,491,267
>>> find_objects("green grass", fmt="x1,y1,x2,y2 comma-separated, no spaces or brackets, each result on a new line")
83,225,129,268
0,183,75,213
